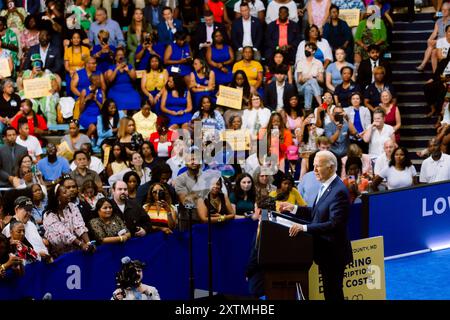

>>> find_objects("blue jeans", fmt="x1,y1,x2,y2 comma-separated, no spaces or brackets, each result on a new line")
298,78,322,109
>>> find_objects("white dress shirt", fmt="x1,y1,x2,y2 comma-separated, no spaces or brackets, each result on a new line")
206,24,214,43
40,45,50,67
370,59,379,83
242,18,253,48
276,81,285,110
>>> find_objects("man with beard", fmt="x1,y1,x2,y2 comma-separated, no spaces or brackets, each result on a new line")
111,181,152,238
37,143,71,185
61,176,96,225
24,29,63,75
419,138,450,183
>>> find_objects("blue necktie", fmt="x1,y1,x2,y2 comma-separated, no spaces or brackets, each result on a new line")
315,184,325,205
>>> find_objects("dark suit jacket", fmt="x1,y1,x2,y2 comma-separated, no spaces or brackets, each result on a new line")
144,5,163,28
193,22,228,52
295,176,353,268
265,20,301,62
156,19,184,45
0,143,28,186
356,58,392,90
112,199,153,236
231,17,263,51
263,81,297,111
24,43,64,75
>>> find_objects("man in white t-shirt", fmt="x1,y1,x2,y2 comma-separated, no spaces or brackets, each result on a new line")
420,138,450,183
15,118,43,162
437,25,450,60
265,0,299,24
362,108,395,160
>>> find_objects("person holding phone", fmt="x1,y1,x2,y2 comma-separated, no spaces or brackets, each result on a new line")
342,156,369,203
324,105,358,158
143,182,177,234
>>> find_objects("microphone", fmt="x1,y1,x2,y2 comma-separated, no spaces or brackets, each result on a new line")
42,293,52,300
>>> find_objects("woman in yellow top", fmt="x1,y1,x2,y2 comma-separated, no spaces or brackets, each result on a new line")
143,182,177,234
232,46,264,95
64,30,90,96
269,174,307,208
141,55,168,116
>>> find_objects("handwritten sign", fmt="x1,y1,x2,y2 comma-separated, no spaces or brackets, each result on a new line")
136,70,146,79
339,9,361,28
23,77,52,99
216,85,243,110
0,58,11,78
220,129,250,151
57,140,74,161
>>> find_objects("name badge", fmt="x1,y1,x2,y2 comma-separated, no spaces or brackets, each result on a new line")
171,66,181,73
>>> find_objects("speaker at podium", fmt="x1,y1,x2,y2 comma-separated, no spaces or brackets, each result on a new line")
257,209,313,300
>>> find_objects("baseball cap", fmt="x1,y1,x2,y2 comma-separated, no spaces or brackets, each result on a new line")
286,145,299,161
14,196,33,210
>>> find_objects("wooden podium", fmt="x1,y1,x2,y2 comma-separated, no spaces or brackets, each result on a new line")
257,210,313,300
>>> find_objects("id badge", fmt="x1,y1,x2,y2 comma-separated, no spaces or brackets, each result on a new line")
171,66,181,73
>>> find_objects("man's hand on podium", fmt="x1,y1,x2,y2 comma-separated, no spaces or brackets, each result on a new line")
278,202,295,212
289,223,306,237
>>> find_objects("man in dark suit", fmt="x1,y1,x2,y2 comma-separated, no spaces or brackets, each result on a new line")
111,180,153,237
231,2,263,60
356,44,392,90
0,127,28,187
192,10,227,57
23,29,63,76
264,65,296,111
144,0,163,28
13,0,40,15
156,6,183,46
280,150,353,300
265,6,302,64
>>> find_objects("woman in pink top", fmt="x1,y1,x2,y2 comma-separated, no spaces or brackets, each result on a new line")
283,94,303,131
307,0,331,31
380,89,401,143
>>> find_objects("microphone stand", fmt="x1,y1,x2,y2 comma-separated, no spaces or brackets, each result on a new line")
184,202,196,300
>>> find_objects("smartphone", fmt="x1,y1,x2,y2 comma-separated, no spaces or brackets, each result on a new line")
118,229,127,236
335,114,344,124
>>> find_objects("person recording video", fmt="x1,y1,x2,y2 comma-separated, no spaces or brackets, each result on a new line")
112,256,160,300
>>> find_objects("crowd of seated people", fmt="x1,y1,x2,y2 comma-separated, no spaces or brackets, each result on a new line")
0,0,448,278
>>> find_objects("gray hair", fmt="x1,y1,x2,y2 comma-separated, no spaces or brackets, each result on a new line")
1,79,14,92
316,150,338,171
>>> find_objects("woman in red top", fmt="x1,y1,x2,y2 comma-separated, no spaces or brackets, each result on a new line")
379,89,401,143
149,115,178,162
11,99,48,139
205,0,231,26
259,112,293,170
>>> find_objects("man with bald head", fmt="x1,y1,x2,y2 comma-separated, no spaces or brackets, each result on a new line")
419,138,450,183
111,181,152,238
373,139,396,176
279,150,352,301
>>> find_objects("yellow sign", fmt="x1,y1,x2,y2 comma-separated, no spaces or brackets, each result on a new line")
309,236,386,300
136,70,146,79
0,58,11,78
23,77,52,99
339,9,361,28
57,140,74,161
220,129,250,151
103,145,111,168
216,85,243,110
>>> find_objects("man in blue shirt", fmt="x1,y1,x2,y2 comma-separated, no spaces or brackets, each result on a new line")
36,143,71,183
324,106,358,158
88,7,125,47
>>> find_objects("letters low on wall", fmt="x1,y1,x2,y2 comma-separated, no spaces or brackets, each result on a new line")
366,181,450,257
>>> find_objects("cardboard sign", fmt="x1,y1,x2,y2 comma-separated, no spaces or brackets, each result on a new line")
0,58,11,78
220,129,250,151
103,145,111,168
339,9,361,28
136,70,146,79
309,236,386,300
23,77,52,99
216,85,243,110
